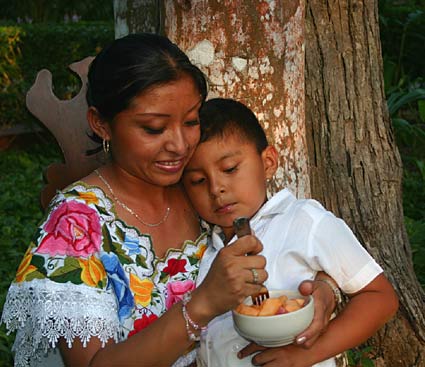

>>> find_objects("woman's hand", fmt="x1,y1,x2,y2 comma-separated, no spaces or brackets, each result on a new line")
293,275,337,348
238,272,338,365
194,234,268,318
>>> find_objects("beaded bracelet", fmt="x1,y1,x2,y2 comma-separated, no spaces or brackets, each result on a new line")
316,278,343,306
182,291,207,342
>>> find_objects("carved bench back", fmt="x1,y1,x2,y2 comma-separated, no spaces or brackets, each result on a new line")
26,57,104,209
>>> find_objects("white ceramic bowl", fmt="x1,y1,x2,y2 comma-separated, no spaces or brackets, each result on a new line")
232,290,314,347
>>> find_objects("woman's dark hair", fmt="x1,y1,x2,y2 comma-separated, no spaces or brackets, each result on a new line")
87,32,208,122
199,98,268,153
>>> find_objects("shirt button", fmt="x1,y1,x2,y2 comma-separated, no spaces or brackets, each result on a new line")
232,343,243,352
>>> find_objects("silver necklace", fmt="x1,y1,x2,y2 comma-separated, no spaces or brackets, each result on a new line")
95,169,171,228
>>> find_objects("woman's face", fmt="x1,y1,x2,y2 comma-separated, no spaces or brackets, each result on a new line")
108,74,203,186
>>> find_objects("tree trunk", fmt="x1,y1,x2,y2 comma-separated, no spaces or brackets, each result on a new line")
305,1,425,366
162,0,308,198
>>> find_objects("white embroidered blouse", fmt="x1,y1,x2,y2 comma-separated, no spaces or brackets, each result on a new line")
1,182,207,367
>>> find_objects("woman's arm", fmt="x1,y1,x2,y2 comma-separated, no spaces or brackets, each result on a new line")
60,234,267,367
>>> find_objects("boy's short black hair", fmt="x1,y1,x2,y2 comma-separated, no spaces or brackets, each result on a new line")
199,98,268,153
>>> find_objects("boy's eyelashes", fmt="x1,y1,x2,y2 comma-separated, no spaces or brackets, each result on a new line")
185,119,200,126
185,165,239,185
224,165,238,173
188,177,205,185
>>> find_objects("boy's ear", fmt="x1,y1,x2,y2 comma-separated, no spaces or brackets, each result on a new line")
261,145,278,179
87,107,111,140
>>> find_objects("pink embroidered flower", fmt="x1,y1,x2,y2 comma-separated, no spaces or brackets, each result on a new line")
166,280,195,309
128,313,158,338
163,258,187,276
36,201,102,258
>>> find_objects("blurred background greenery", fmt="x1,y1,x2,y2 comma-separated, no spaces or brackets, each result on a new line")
0,0,424,366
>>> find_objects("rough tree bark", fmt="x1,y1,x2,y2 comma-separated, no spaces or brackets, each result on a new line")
162,0,309,198
305,1,425,366
113,0,161,38
114,0,425,365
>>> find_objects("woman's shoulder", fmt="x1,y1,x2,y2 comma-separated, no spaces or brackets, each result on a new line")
47,179,114,215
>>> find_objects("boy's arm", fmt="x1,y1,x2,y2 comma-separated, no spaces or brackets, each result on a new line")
304,273,398,364
239,273,398,366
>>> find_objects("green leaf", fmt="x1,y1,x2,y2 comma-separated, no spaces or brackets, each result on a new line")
50,268,82,284
95,204,109,216
63,189,80,198
361,358,375,367
418,99,425,123
187,256,198,266
136,254,148,268
49,257,81,278
387,88,425,116
102,224,112,252
112,242,133,265
361,346,374,353
25,270,46,281
30,254,45,269
159,271,169,283
115,226,125,242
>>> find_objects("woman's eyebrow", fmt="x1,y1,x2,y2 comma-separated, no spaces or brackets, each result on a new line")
135,99,203,117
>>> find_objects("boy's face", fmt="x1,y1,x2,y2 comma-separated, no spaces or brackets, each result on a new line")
183,133,277,239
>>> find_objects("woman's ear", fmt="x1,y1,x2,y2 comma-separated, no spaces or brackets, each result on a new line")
261,145,278,180
87,107,111,140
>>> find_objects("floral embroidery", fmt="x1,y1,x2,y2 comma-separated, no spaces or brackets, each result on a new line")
15,247,37,283
78,191,99,205
128,313,158,338
130,273,154,307
101,252,134,321
194,244,207,259
123,234,141,256
165,280,195,309
163,258,187,277
7,182,207,359
79,255,107,287
36,201,102,258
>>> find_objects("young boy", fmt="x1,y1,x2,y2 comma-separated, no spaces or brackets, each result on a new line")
182,98,398,367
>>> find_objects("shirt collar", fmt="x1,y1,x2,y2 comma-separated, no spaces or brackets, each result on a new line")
201,188,297,251
251,188,295,224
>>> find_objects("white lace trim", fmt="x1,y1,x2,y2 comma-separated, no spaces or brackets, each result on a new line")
1,279,120,367
172,348,196,367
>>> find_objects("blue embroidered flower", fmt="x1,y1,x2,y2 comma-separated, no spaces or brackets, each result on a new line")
101,252,134,322
123,234,141,256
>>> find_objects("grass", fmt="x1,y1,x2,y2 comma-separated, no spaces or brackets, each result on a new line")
0,134,61,366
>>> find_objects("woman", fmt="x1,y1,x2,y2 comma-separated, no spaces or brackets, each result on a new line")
2,33,336,367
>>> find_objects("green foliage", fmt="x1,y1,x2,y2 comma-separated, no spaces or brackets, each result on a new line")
379,1,425,87
380,0,425,289
0,140,61,366
0,0,113,23
0,22,114,129
405,217,425,287
347,346,375,367
0,26,27,129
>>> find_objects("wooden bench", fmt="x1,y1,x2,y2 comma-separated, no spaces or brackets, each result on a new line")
26,57,104,209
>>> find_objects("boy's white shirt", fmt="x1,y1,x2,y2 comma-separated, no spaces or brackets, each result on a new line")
196,188,383,367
